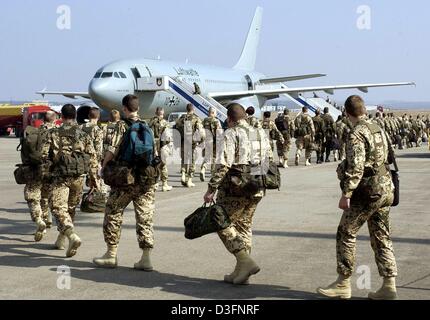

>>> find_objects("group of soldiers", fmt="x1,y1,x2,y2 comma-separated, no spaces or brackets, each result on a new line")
19,94,429,299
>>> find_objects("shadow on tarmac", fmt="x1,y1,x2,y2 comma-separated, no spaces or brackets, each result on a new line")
397,152,430,159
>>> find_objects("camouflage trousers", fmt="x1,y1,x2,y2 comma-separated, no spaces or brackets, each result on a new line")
277,136,292,160
336,186,398,277
295,135,313,159
103,184,156,249
201,141,216,174
338,141,346,161
216,189,262,254
24,180,52,223
158,144,170,183
51,177,85,233
181,145,197,177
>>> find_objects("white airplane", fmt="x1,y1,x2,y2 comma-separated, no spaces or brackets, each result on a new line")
37,7,415,122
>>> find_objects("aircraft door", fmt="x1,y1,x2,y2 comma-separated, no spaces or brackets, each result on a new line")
131,65,152,89
244,74,254,90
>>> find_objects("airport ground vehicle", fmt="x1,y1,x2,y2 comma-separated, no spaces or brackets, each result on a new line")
0,103,60,137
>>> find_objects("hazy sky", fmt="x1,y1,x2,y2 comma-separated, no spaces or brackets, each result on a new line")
0,0,428,104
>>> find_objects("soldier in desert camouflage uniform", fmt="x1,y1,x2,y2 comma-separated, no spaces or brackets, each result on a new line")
317,95,398,300
335,115,348,161
312,109,325,164
204,103,271,285
294,106,315,166
176,104,204,188
103,110,122,156
41,104,98,257
261,111,284,161
275,109,295,168
200,107,222,182
93,95,158,271
81,108,105,193
245,106,261,128
149,107,173,192
23,112,57,241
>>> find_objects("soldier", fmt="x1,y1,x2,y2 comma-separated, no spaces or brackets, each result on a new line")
149,107,173,192
374,112,385,130
38,111,58,228
94,94,158,270
335,115,348,161
317,95,398,300
40,104,98,257
312,109,325,164
245,106,261,128
81,108,105,193
275,109,295,168
321,107,336,162
294,106,315,166
22,113,56,241
103,110,122,157
203,103,271,285
200,107,222,182
176,103,204,188
261,111,284,161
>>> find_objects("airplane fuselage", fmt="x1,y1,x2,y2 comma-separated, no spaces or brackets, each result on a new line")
88,58,266,119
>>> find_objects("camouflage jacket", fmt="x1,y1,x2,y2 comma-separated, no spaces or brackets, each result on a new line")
261,119,284,143
176,113,204,143
202,116,222,139
148,116,169,140
321,113,336,137
340,117,392,198
208,119,271,195
312,115,325,138
81,122,104,161
40,122,99,180
102,121,120,155
335,120,348,142
294,113,315,137
246,116,262,129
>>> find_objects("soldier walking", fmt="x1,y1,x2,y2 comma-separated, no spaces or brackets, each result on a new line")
317,95,398,300
275,109,295,168
200,107,222,182
294,106,315,166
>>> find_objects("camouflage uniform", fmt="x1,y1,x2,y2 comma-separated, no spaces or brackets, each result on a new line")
312,114,325,163
276,114,295,164
246,115,261,129
81,122,105,192
176,113,204,180
208,119,271,254
294,113,315,163
149,115,171,183
335,119,348,161
103,116,157,249
201,116,222,174
321,112,336,161
336,117,397,278
103,121,121,156
23,123,56,225
41,122,98,233
261,118,284,161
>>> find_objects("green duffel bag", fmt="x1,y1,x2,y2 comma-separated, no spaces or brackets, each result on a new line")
262,161,281,190
184,202,230,240
102,161,135,188
80,189,106,213
14,164,34,185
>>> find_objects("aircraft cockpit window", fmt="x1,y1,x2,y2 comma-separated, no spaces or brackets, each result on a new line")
101,72,113,78
94,72,102,78
119,72,127,79
114,72,120,78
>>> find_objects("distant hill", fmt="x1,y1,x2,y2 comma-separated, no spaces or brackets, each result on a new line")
379,101,430,110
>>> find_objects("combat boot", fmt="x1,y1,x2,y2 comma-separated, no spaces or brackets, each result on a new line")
305,159,311,166
186,177,195,188
283,159,289,168
134,248,153,271
317,274,351,299
180,169,187,186
154,182,160,191
161,182,173,192
200,167,206,182
232,250,260,285
295,155,300,166
93,244,118,268
278,156,284,168
316,152,321,164
64,228,82,258
368,277,398,300
54,232,67,250
34,218,46,242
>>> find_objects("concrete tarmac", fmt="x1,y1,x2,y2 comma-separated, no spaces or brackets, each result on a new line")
0,136,429,300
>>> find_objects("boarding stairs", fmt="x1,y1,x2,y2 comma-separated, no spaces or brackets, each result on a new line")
136,76,228,123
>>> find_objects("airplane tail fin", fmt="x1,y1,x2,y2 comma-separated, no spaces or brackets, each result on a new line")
234,7,263,71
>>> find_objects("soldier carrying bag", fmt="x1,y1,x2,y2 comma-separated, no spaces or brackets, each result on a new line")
81,188,106,213
184,202,230,240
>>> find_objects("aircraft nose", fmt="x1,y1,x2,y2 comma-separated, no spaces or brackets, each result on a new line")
88,79,114,108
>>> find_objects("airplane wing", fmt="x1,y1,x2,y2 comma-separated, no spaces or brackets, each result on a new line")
36,90,91,99
209,82,416,100
259,74,326,83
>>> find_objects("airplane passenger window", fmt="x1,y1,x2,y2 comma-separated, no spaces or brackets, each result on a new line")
101,72,113,78
94,72,102,78
119,72,127,78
